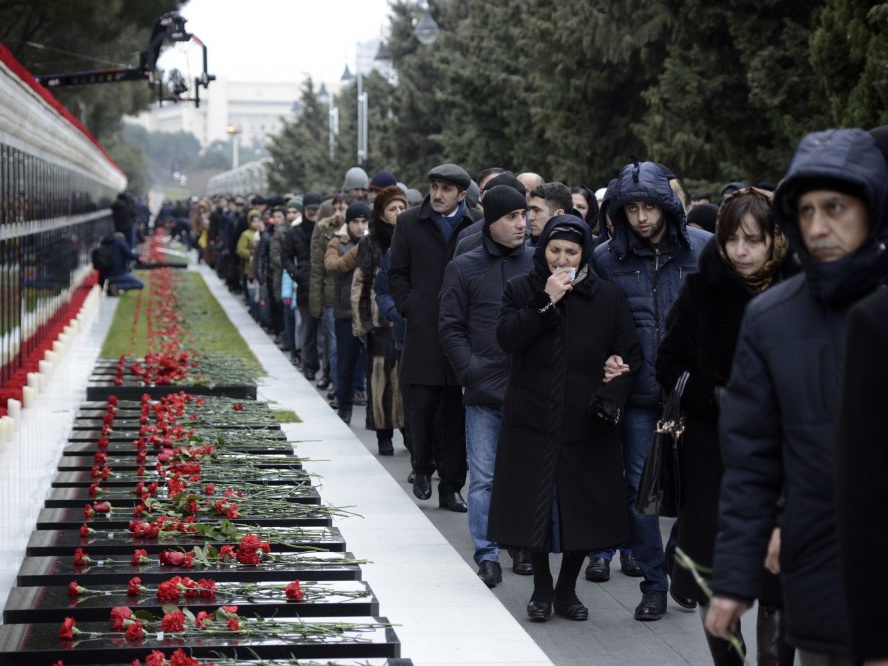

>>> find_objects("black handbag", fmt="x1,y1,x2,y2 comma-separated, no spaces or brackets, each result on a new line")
635,371,689,518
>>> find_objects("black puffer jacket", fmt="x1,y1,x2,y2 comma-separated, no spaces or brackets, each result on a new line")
712,128,888,656
281,218,315,303
438,231,533,405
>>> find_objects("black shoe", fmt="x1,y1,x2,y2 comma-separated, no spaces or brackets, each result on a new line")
407,470,416,484
554,599,589,621
439,491,468,512
477,561,502,588
620,553,643,577
413,473,432,500
329,398,339,410
303,371,316,381
669,586,698,610
377,436,394,456
337,409,352,425
526,600,552,622
316,375,331,390
511,548,533,575
585,557,610,582
634,591,667,621
326,388,336,401
353,391,367,406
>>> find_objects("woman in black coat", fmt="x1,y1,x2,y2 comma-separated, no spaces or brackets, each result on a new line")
655,187,794,665
488,215,642,622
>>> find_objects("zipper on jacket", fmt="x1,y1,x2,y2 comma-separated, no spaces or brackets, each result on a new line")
653,248,661,339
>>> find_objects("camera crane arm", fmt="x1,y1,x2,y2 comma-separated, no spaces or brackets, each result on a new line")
33,12,214,107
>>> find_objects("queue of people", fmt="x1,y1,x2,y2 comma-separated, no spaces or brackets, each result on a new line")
189,125,887,666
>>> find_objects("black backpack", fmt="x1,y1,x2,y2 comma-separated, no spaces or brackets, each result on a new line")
91,243,114,273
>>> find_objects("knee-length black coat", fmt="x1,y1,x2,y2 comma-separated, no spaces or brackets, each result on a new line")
655,237,795,604
487,224,642,552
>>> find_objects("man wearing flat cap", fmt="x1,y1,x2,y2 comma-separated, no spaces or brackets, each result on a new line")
389,163,484,511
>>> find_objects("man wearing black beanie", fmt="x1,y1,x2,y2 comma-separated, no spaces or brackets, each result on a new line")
439,185,534,585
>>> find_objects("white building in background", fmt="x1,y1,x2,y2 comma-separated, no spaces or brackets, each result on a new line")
127,75,302,152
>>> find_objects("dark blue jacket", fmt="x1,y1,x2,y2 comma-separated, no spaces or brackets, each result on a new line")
439,232,534,405
592,162,710,407
713,128,888,656
374,249,405,350
101,234,139,277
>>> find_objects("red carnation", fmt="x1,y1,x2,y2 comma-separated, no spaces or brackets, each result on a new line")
73,548,91,567
127,577,144,595
68,581,85,597
231,403,245,411
285,580,304,600
169,649,200,666
194,610,212,627
131,549,149,566
80,524,94,538
156,579,180,601
59,617,78,640
161,610,186,632
110,606,133,631
226,616,241,632
125,618,145,641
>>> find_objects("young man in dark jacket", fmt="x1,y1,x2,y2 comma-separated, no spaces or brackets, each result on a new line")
439,185,533,586
592,160,710,621
388,163,483,510
705,128,888,663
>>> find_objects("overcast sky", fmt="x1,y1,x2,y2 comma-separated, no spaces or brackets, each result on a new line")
159,0,393,86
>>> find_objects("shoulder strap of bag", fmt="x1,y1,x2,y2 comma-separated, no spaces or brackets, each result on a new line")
662,370,690,421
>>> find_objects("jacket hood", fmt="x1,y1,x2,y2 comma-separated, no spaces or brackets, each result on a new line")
533,214,595,274
596,177,621,243
774,128,888,304
608,161,689,258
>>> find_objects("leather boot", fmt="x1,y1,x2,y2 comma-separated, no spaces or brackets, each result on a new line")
701,605,745,665
377,435,394,455
756,605,795,666
337,409,352,425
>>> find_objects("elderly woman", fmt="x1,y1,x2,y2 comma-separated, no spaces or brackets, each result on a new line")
488,215,642,622
351,186,408,455
655,187,795,665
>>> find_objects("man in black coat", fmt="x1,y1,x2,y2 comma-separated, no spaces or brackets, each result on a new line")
705,128,888,662
439,185,533,585
388,163,484,509
282,192,322,380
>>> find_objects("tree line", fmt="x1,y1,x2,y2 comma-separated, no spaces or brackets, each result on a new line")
269,0,888,194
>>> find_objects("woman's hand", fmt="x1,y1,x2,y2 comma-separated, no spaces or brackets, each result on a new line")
603,354,630,383
764,527,781,574
544,268,574,304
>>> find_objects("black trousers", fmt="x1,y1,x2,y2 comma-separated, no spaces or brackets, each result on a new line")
407,383,466,496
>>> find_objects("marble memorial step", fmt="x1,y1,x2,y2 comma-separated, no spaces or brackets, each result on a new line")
26,526,346,556
16,551,364,586
0,614,400,664
86,382,257,401
37,506,332,529
3,580,378,623
63,440,297,456
52,470,315,489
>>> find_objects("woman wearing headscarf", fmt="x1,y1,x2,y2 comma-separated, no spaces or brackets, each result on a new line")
350,186,408,455
488,215,641,622
655,187,795,665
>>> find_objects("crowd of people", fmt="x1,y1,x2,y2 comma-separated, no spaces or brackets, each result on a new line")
165,125,885,666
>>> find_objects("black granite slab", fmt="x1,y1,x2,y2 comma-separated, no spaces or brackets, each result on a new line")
3,580,378,623
17,552,364,586
68,427,287,441
37,507,332,530
86,383,258,401
72,420,281,431
0,615,399,663
26,527,346,556
63,441,296,456
53,471,313,489
58,454,301,471
79,397,270,411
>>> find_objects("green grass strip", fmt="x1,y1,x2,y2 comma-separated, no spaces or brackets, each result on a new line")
100,270,261,374
272,409,301,423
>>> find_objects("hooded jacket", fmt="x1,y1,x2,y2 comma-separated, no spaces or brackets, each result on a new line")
592,162,710,407
712,128,888,656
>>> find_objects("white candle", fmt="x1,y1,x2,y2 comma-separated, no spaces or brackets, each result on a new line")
4,416,15,435
63,325,73,336
69,319,79,331
27,373,38,390
7,399,21,421
39,360,51,376
45,350,57,363
58,333,69,344
0,417,8,444
22,386,35,407
37,373,46,391
53,340,64,353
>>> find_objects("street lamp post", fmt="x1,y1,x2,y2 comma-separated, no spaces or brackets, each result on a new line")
357,73,368,169
225,125,241,169
415,1,440,45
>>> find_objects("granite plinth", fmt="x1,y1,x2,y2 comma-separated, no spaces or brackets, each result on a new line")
16,552,363,586
63,441,297,456
58,454,301,471
79,397,270,411
52,471,314,489
3,580,377,623
0,615,399,664
72,420,281,431
38,507,331,529
26,527,346,556
86,383,257,401
68,427,287,441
